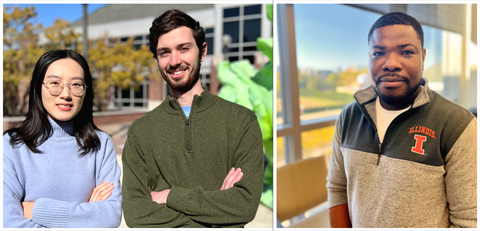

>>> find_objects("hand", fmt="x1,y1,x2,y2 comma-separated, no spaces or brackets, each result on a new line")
22,201,34,219
89,181,114,202
151,189,170,204
220,167,243,190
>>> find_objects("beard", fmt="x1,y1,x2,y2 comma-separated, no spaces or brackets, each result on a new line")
161,58,201,93
372,74,421,106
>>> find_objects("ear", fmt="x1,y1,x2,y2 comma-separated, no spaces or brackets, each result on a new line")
422,47,426,71
200,42,207,62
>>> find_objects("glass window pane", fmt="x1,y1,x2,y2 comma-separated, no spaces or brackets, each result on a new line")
223,21,239,43
134,86,143,99
206,37,214,55
224,7,239,18
301,126,335,168
423,25,463,104
244,4,262,15
228,56,239,62
293,4,380,122
243,46,257,52
243,55,254,64
205,28,214,34
277,136,285,168
121,89,129,99
243,19,261,42
227,47,239,52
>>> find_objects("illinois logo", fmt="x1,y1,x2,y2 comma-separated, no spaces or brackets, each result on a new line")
411,134,427,155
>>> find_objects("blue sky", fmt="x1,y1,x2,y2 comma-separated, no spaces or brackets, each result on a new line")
293,4,380,71
291,4,444,72
4,4,106,28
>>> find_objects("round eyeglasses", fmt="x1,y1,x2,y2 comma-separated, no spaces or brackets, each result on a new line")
43,80,87,97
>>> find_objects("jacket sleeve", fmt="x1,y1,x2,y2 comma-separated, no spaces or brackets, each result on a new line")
326,116,349,208
444,118,477,228
3,139,45,228
122,130,194,228
30,136,122,228
165,118,264,227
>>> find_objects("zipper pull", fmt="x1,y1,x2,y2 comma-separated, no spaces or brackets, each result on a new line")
185,117,189,125
377,143,382,165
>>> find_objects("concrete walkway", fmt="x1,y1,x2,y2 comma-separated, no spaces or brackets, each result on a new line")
98,122,273,228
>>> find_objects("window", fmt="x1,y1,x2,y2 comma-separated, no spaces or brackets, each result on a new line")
277,3,475,227
199,73,211,90
277,3,470,168
114,81,148,108
277,4,380,168
205,27,214,55
222,5,262,64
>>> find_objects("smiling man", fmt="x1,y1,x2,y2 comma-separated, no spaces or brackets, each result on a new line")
326,12,477,228
121,9,264,228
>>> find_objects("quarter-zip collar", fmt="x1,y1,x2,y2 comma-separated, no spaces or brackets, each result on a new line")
161,89,218,116
353,78,430,165
160,89,218,152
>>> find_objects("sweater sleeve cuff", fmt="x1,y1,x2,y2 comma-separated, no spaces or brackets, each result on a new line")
327,190,348,208
32,198,70,228
166,186,195,214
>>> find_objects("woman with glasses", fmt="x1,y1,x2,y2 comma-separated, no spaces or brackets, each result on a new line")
3,50,122,228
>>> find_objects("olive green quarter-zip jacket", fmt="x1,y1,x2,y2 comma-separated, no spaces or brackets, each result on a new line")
122,90,264,228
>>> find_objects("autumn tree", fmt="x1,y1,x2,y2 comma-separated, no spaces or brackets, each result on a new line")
4,4,156,115
42,18,81,51
88,37,156,111
3,5,44,116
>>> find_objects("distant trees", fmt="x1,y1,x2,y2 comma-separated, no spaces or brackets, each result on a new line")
297,68,368,95
3,5,156,116
3,5,44,116
87,37,156,111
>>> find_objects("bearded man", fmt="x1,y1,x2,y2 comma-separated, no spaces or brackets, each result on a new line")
327,12,477,228
121,9,264,228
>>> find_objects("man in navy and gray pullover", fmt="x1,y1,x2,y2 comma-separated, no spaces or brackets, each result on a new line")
327,12,477,228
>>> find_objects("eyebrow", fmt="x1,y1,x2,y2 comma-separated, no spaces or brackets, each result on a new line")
372,45,385,50
398,43,417,49
157,42,194,52
45,75,84,81
372,43,418,50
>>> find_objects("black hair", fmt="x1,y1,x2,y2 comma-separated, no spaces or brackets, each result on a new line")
149,9,206,60
6,49,101,156
368,12,424,48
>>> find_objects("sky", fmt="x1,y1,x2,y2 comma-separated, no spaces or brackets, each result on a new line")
275,4,446,73
4,4,106,28
293,4,380,71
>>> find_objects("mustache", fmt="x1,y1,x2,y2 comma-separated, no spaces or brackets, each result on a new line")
167,66,188,73
376,73,409,85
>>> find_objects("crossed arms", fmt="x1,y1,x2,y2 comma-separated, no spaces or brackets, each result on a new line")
3,136,122,228
122,119,264,228
151,167,244,205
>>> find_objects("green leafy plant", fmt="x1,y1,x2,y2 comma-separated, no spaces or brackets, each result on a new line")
217,4,273,209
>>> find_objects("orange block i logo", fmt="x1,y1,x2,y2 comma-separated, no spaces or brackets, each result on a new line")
411,134,427,155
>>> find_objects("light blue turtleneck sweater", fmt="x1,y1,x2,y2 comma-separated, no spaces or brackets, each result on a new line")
3,118,122,228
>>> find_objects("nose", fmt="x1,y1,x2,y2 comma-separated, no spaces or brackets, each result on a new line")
59,84,72,100
382,53,402,72
169,51,181,67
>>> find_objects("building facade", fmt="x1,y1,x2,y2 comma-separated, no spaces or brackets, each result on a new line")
64,4,271,111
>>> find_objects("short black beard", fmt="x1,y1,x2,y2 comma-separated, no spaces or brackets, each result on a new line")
161,58,201,93
372,75,421,107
